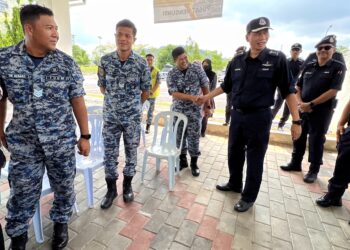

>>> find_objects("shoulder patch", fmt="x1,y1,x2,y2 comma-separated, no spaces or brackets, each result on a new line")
98,66,106,77
268,49,279,56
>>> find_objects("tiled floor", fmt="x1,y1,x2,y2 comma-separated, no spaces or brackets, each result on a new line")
1,132,350,250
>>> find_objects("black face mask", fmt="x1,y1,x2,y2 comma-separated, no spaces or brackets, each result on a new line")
203,65,209,71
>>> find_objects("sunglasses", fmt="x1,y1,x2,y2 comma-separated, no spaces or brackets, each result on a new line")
317,45,333,51
292,48,300,51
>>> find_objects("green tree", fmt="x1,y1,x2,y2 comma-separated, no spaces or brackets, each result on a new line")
156,44,176,70
91,44,115,65
185,37,201,62
337,45,349,57
72,44,90,65
0,0,29,48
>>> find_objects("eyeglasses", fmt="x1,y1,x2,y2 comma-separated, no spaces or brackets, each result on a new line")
317,45,333,51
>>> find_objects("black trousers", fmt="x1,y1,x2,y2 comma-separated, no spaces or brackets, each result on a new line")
228,109,272,202
328,128,350,199
291,106,334,173
278,103,290,127
271,90,284,119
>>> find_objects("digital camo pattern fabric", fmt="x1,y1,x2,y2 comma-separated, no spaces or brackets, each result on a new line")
0,40,85,237
98,51,150,178
167,63,209,156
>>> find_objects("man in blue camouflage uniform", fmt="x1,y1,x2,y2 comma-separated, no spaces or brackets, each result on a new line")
167,47,210,177
98,19,150,209
0,4,90,250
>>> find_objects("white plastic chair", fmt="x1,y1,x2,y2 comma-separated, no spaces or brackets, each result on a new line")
141,100,150,147
75,107,104,208
141,111,187,191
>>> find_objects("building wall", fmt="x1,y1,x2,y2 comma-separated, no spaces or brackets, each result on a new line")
38,0,72,55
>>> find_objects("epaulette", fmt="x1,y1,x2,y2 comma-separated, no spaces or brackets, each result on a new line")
268,49,279,56
233,51,245,59
332,59,346,67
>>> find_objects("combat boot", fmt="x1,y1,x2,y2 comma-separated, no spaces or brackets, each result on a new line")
123,176,134,202
145,124,151,134
52,222,68,250
100,178,117,209
190,156,200,177
9,232,27,250
179,154,188,171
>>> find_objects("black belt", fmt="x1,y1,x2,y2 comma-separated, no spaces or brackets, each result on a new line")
232,107,270,114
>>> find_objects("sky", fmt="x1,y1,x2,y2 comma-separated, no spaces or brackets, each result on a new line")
69,0,350,59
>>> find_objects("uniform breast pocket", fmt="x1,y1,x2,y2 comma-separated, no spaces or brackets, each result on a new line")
7,78,30,104
231,71,242,92
256,69,274,90
125,73,140,94
45,80,69,102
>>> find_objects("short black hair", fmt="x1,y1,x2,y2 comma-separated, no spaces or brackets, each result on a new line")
20,4,53,27
146,53,154,58
116,19,137,37
172,46,186,60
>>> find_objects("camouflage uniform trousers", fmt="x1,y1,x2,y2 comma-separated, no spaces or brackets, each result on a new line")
175,109,201,157
146,98,156,126
103,121,141,179
5,140,76,237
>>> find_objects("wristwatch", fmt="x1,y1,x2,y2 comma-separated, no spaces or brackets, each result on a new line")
292,119,302,125
80,134,91,140
309,102,315,108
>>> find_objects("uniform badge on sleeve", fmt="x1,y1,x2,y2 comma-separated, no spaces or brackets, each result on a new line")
98,67,106,77
33,88,43,98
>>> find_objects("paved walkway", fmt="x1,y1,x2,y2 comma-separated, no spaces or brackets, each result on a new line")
1,132,350,250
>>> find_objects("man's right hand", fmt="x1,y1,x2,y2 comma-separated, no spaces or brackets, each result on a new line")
336,124,345,143
195,95,209,105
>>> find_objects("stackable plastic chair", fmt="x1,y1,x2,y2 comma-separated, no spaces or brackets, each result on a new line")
141,100,150,147
76,107,104,208
141,111,187,191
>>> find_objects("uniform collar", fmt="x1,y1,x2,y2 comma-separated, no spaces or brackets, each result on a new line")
316,58,333,68
244,48,268,62
114,50,135,61
12,40,56,59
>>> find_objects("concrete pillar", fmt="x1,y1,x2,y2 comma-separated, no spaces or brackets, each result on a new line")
38,0,72,55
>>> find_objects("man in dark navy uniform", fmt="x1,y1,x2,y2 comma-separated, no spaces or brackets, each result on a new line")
316,98,350,207
280,35,346,183
199,17,301,212
271,43,304,129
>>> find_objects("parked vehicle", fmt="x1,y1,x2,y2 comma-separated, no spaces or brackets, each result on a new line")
159,64,173,80
218,70,226,83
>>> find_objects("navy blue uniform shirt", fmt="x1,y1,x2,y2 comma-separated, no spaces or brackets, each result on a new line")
297,59,346,109
221,48,293,109
288,57,304,83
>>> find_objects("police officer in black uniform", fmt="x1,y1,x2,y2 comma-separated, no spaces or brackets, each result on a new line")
316,98,350,207
280,35,347,183
272,43,304,129
198,17,301,212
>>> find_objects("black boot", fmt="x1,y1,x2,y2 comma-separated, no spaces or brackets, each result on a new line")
179,154,188,171
123,176,134,203
9,232,27,250
100,178,118,209
145,124,151,134
52,222,68,250
190,157,200,177
280,159,302,171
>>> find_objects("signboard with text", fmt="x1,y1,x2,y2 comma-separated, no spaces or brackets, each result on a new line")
154,0,223,23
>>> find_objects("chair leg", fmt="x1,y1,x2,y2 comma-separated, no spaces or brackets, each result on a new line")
156,158,161,172
168,157,175,191
141,152,148,183
33,201,44,243
141,126,146,147
73,202,79,213
84,168,94,208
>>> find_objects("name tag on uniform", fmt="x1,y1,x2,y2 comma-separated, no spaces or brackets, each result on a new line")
33,88,43,98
